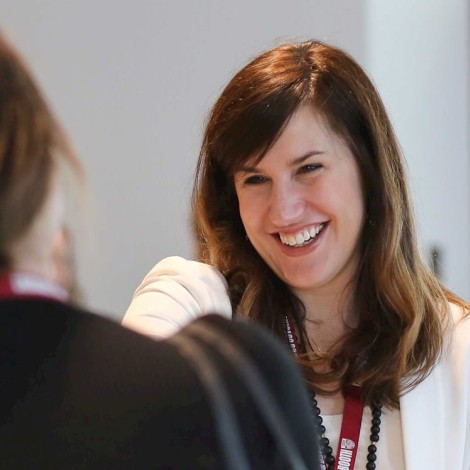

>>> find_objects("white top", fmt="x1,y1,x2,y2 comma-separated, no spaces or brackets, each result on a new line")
322,406,405,469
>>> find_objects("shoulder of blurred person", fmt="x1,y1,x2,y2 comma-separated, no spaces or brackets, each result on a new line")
0,299,319,469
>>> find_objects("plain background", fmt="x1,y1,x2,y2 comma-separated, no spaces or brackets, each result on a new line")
1,0,469,319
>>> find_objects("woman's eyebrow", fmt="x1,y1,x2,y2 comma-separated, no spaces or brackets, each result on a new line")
290,150,325,166
236,150,325,173
234,165,259,174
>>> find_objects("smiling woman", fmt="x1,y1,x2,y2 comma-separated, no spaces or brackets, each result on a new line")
233,105,365,299
123,40,470,470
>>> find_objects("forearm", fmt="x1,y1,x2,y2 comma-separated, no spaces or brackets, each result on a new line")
122,256,233,339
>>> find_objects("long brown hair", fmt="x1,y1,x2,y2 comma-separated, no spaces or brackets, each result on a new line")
192,40,468,407
0,32,81,269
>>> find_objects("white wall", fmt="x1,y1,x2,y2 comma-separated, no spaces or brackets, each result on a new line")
1,1,468,319
1,0,367,318
366,0,470,300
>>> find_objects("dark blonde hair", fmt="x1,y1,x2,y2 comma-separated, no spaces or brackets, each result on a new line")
0,32,80,269
192,40,469,407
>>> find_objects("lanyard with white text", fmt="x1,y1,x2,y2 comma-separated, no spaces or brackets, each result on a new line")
285,317,364,470
320,385,364,470
0,271,68,303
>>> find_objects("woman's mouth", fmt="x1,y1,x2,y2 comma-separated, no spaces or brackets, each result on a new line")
278,223,325,247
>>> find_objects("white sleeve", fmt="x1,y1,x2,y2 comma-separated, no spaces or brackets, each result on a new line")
122,256,233,339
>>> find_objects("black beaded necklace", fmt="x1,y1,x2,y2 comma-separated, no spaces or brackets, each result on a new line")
284,316,382,470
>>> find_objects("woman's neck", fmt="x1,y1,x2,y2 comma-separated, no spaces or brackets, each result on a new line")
11,248,54,280
295,287,358,353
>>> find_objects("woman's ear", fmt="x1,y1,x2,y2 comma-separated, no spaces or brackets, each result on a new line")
8,173,65,277
51,227,73,289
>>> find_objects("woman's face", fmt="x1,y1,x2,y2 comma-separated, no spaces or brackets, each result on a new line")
234,105,365,298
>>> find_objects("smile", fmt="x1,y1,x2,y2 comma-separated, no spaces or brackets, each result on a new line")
279,223,325,247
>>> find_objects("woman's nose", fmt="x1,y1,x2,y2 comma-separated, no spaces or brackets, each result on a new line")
268,183,305,227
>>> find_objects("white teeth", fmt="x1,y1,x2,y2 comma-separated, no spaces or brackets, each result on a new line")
280,224,324,247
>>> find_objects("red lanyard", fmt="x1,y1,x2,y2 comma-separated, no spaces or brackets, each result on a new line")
318,386,364,470
285,316,364,470
0,271,68,303
332,385,363,470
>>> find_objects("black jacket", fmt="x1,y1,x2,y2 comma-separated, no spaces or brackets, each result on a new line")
0,299,319,469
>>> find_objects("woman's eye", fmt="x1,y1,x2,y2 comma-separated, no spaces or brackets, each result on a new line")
243,175,266,185
298,163,322,174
